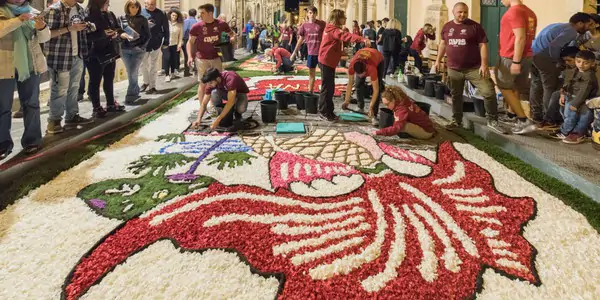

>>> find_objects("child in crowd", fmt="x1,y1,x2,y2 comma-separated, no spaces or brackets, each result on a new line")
374,86,435,139
265,47,297,75
550,50,597,144
541,46,579,129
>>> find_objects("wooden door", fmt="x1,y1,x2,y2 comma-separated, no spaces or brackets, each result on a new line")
394,0,408,34
480,0,508,66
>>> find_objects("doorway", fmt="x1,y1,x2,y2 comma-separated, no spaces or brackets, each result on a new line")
394,0,408,34
480,0,508,66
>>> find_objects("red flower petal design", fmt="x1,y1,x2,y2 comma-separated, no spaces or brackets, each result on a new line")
63,142,538,300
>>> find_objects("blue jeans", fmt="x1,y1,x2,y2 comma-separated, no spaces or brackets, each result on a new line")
48,57,84,121
122,48,145,100
246,37,252,52
279,57,294,73
561,99,594,135
0,72,42,152
210,89,248,118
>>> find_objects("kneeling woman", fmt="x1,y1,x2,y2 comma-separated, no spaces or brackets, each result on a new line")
375,86,435,139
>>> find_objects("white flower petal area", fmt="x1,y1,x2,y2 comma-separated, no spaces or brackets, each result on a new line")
453,143,600,299
289,174,366,197
81,240,280,300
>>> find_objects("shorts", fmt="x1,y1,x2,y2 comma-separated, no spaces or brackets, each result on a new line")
196,57,223,81
495,56,531,91
307,55,319,69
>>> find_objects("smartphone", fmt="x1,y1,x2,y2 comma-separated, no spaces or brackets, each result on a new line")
36,10,49,19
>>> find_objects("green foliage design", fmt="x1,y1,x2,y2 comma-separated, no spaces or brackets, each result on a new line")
156,133,186,143
356,163,390,175
128,154,193,176
78,154,213,220
207,152,256,170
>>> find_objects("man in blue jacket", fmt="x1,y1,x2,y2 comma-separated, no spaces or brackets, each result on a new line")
245,20,254,52
529,13,593,123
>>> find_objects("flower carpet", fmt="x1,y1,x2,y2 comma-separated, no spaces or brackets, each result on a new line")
239,54,349,74
1,96,599,300
245,76,347,100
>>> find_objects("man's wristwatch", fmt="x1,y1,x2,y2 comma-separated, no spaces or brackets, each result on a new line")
512,61,521,64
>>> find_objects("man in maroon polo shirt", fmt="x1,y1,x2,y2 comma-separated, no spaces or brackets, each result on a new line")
187,3,235,114
434,2,507,134
291,6,326,93
192,68,249,130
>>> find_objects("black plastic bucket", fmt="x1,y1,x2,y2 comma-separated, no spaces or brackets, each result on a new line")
415,101,431,115
379,108,395,129
260,100,278,123
473,98,486,117
216,106,234,127
424,80,436,97
275,91,289,110
304,93,319,114
287,91,297,105
295,92,306,110
434,83,446,100
407,75,419,89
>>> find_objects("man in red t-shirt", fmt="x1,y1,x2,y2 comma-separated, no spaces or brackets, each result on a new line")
192,68,250,130
342,48,385,121
290,6,326,93
265,46,297,74
187,3,235,115
496,0,538,135
434,2,507,134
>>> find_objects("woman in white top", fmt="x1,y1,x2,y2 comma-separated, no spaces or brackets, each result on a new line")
163,8,183,82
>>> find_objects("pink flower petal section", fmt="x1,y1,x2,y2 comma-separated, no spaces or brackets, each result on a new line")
269,151,360,189
343,132,384,160
378,143,435,166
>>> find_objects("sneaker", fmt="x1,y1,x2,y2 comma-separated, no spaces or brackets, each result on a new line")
12,110,23,118
487,120,509,134
46,120,64,134
318,113,338,122
549,130,567,140
146,88,158,94
106,102,126,113
140,84,149,92
24,145,42,155
92,107,107,118
512,119,537,135
0,149,10,160
371,118,379,127
125,97,139,105
65,114,94,127
563,133,585,144
445,119,462,130
165,75,171,83
537,121,560,131
274,71,283,75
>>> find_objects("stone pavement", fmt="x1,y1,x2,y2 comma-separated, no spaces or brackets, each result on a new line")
390,77,600,202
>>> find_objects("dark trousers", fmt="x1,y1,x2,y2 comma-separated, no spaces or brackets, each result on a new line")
278,57,294,73
399,49,423,72
529,54,561,121
162,45,179,75
384,51,400,75
281,40,290,52
87,59,116,109
182,38,190,73
252,38,259,53
78,63,86,96
356,62,385,115
318,63,336,116
544,91,564,124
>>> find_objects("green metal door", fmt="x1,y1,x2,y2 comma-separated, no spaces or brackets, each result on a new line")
394,0,408,34
480,0,508,66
